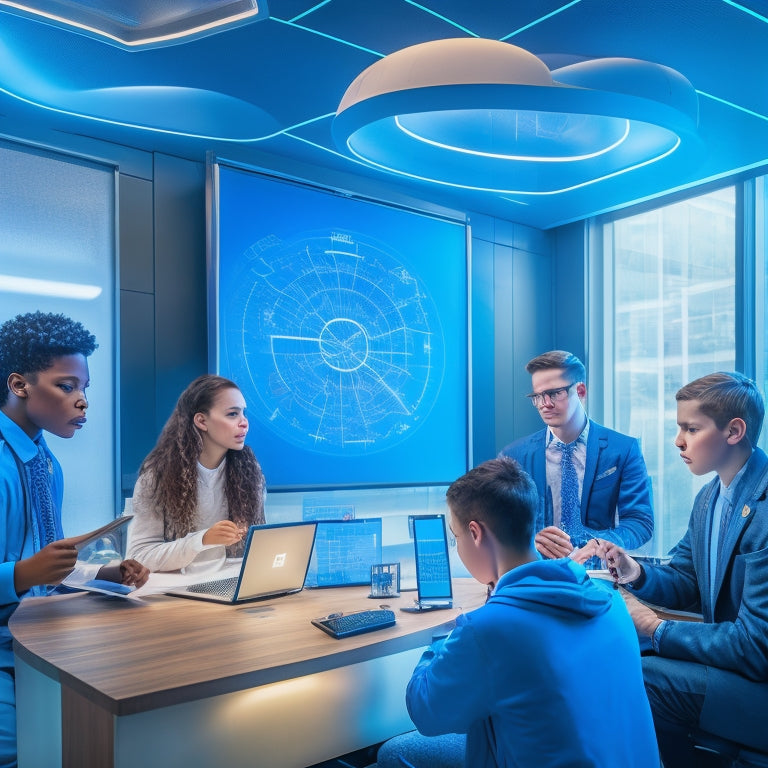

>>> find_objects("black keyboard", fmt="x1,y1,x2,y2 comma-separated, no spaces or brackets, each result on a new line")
312,609,396,639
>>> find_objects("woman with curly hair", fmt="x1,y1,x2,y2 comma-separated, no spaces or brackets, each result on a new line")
126,375,266,572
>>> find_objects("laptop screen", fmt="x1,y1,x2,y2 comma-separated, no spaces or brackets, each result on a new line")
411,514,453,604
236,522,318,600
304,518,383,588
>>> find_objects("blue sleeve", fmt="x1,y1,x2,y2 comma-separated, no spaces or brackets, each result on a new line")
633,523,768,680
406,617,493,736
654,556,768,680
0,451,24,607
631,527,701,611
591,438,654,550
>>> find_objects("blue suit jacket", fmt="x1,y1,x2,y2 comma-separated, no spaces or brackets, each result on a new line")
633,447,768,681
499,420,654,549
631,448,768,749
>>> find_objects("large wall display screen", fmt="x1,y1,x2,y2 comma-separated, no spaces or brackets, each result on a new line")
212,163,469,489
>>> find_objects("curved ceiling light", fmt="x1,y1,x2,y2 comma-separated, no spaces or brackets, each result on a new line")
333,38,700,195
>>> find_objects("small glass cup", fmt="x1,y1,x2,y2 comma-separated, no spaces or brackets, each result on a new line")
370,562,401,598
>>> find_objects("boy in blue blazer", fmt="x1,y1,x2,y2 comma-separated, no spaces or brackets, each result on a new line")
499,349,653,563
603,372,768,766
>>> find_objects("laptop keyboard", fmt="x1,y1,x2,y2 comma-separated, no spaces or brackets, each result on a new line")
312,609,396,639
187,576,238,599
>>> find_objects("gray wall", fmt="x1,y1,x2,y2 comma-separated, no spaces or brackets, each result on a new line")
119,154,208,495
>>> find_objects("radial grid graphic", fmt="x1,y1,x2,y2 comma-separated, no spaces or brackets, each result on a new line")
231,230,444,456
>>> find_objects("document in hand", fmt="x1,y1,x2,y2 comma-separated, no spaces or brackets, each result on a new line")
62,515,134,552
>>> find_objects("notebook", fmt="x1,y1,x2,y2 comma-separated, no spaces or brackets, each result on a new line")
304,518,382,588
402,514,453,612
165,522,318,604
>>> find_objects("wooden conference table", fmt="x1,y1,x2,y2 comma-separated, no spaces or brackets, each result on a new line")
10,575,486,768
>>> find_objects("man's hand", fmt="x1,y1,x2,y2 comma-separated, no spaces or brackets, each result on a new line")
618,587,663,637
202,520,245,547
535,526,574,559
13,540,78,594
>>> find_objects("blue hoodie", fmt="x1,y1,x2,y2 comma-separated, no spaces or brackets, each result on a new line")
406,558,658,767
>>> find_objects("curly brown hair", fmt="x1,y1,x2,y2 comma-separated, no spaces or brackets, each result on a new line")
139,375,266,554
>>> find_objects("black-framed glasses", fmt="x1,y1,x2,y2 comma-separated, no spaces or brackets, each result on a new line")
526,383,576,407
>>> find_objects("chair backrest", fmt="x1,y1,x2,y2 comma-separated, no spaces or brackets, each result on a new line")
692,730,768,768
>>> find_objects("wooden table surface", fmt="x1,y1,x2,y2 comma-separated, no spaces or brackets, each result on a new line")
11,578,487,717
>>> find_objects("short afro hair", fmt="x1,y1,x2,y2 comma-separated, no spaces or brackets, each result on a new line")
0,311,97,406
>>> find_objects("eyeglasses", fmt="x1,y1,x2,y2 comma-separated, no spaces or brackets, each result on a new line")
526,383,576,407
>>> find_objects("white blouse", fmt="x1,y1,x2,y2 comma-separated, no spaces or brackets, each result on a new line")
126,461,229,573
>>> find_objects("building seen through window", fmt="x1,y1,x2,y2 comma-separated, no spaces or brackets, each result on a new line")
604,187,736,556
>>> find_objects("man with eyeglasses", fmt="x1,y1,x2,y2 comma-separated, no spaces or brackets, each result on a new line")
499,350,653,563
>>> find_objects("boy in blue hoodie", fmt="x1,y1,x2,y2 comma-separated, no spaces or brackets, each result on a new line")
376,457,658,768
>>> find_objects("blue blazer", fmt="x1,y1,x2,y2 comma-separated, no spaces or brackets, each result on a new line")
499,420,654,549
634,447,768,681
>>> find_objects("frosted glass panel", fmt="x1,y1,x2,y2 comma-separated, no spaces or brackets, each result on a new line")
0,139,117,533
604,187,736,556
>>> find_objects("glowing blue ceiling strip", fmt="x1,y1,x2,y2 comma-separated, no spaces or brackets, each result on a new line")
500,0,583,41
343,135,681,195
697,90,768,122
285,131,378,169
721,0,768,23
394,115,630,162
271,17,384,57
290,0,333,23
0,83,335,140
403,1,479,36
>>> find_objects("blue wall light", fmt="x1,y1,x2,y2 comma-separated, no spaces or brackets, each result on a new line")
333,38,701,195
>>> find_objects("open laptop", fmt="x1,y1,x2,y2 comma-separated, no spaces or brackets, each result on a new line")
166,521,318,604
401,514,453,612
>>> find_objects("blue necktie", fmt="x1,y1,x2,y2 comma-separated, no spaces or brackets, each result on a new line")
559,441,582,538
717,494,733,561
27,444,58,550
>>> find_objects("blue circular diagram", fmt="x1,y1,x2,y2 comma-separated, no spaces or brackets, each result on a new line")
225,230,445,456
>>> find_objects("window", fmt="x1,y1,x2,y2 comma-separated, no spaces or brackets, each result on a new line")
758,175,768,454
0,139,118,533
600,187,736,556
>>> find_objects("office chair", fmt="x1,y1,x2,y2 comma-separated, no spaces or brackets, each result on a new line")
692,730,768,768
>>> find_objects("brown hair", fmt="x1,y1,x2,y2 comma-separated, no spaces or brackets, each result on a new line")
676,372,765,447
139,375,265,552
525,350,586,385
446,457,538,552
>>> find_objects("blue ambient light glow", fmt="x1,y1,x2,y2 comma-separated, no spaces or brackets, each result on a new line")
394,113,630,162
343,131,681,196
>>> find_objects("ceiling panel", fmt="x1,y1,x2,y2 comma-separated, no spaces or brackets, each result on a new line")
0,0,766,228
